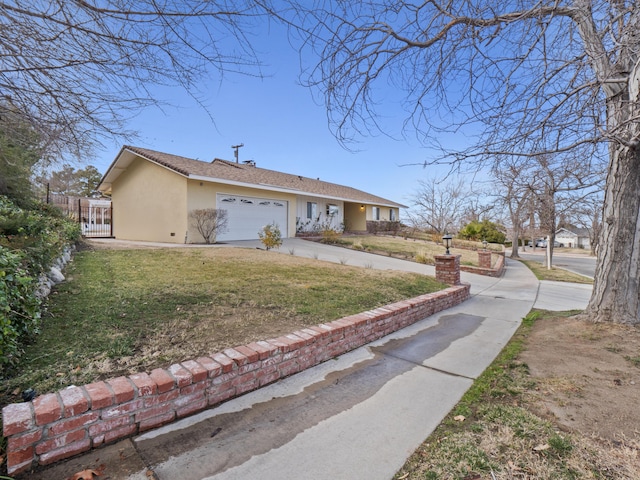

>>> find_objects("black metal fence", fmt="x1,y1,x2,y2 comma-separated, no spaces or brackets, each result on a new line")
45,193,113,238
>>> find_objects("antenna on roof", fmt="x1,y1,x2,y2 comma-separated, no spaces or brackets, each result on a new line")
231,143,244,163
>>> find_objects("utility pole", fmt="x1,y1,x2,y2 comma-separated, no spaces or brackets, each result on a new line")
231,144,244,163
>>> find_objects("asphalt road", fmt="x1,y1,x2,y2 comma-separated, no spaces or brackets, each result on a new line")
521,249,596,278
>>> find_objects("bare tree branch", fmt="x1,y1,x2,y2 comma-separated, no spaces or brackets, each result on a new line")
285,0,640,324
0,1,272,160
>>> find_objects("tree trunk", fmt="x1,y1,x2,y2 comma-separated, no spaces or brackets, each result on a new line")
509,218,521,259
585,144,640,325
510,235,520,258
585,57,640,325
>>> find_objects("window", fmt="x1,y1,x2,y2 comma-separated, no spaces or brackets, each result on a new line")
307,202,317,219
327,204,339,216
390,209,396,221
372,206,380,220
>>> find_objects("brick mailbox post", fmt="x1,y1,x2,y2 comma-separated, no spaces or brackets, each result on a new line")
434,254,461,285
478,250,492,269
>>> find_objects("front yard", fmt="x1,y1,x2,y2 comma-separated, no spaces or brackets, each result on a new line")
0,245,444,408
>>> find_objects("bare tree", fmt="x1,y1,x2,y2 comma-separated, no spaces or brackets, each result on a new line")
493,160,532,259
190,209,228,244
529,154,604,268
566,194,604,256
410,177,470,235
0,1,270,161
287,1,639,324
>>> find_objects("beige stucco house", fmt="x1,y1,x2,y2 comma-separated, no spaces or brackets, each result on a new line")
97,146,406,243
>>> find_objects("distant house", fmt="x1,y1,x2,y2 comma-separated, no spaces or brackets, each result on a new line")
555,227,592,249
97,146,406,243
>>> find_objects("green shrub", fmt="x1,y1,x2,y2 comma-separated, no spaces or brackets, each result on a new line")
0,247,41,366
459,219,506,244
258,223,283,250
0,196,80,367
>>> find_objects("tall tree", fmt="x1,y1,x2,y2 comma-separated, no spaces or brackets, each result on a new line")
287,1,639,324
41,165,103,197
566,194,604,256
0,105,42,206
410,177,470,235
528,154,603,268
492,159,532,259
0,1,271,160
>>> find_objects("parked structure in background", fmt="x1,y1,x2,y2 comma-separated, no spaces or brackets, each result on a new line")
555,227,592,250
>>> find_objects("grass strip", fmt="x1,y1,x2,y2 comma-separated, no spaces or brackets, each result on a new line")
393,311,631,479
520,259,593,284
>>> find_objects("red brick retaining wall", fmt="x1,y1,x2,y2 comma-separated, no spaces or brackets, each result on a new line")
460,252,505,278
2,284,470,476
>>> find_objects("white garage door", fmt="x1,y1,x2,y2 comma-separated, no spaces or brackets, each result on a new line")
216,194,288,241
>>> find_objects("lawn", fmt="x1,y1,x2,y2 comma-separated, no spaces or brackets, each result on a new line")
0,246,444,407
520,259,593,284
334,235,501,266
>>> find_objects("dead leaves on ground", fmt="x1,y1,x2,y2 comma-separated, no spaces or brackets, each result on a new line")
67,465,104,480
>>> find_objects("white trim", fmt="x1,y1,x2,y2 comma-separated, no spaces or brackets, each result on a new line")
189,174,400,208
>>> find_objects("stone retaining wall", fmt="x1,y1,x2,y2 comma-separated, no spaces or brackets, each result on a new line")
2,284,470,476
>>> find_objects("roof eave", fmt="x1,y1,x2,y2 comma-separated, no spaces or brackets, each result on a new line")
188,174,407,208
98,146,189,194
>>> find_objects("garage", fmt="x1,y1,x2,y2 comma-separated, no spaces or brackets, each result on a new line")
216,194,288,241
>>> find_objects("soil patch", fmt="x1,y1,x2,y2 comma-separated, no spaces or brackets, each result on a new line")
520,315,640,443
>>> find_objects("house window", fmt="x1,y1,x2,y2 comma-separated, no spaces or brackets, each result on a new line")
307,202,317,219
390,209,396,221
372,206,380,220
327,204,339,216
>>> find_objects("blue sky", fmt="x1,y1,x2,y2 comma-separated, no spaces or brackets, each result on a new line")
91,20,460,212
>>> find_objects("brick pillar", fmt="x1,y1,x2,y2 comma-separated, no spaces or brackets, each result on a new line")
434,254,461,285
478,251,492,269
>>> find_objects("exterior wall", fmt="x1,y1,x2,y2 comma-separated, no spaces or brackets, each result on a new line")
2,284,471,476
295,195,344,234
344,202,366,232
112,158,188,243
556,230,578,248
556,230,591,249
186,180,297,242
577,236,591,249
368,205,399,222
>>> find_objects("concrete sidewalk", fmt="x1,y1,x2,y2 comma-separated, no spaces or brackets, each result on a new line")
29,240,590,480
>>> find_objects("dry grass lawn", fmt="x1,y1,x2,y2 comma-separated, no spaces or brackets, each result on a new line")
0,243,444,409
394,311,640,479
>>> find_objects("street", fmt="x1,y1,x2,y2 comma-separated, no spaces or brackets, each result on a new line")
520,249,596,278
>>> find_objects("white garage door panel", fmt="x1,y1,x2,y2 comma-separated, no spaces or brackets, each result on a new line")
217,195,288,241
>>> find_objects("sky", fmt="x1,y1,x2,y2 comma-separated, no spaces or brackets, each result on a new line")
88,19,465,214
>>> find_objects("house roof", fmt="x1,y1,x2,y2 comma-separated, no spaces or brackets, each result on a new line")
99,146,407,208
556,227,590,238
